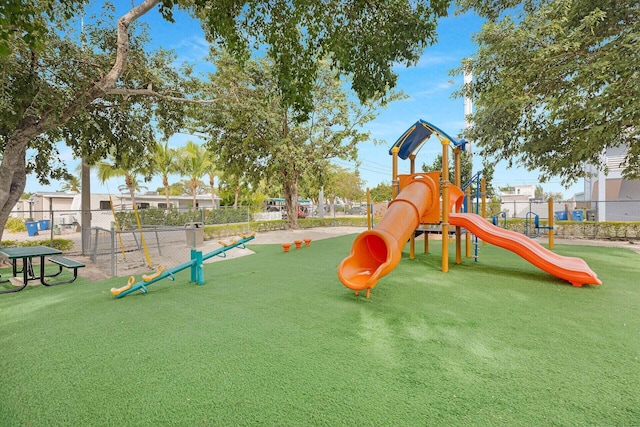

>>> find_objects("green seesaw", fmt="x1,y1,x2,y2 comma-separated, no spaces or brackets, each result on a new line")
110,233,255,299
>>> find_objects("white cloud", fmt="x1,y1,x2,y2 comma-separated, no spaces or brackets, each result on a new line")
393,54,458,71
412,80,458,98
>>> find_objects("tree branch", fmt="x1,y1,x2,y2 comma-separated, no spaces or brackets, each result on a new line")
105,87,220,104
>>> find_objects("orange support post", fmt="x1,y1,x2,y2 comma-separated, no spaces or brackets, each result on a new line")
454,148,462,265
465,186,472,258
441,139,450,273
409,153,416,259
391,147,400,199
366,188,372,230
548,198,555,250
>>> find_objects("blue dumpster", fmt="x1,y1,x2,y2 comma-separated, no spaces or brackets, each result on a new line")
38,219,50,230
571,210,583,221
555,211,568,221
26,222,39,236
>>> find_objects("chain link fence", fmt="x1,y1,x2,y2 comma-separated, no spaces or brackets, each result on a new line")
7,199,640,277
5,205,368,277
493,199,640,221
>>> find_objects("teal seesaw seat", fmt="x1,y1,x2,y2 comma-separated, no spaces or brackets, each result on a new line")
111,234,255,299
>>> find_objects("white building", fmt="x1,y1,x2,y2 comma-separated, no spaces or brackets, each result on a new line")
583,146,640,221
10,192,77,222
498,184,568,219
11,191,221,229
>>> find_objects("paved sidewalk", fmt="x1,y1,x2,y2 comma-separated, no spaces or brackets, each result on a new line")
249,226,364,244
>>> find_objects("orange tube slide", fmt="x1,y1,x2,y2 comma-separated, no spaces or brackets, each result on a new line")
337,174,438,295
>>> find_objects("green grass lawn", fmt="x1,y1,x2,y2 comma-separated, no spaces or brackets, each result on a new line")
1,235,638,426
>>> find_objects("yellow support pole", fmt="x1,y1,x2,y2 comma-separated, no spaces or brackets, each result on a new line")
110,196,127,259
441,139,450,273
424,232,429,254
391,147,400,199
410,234,415,260
454,148,462,265
409,154,416,174
366,188,372,230
548,198,555,249
132,202,153,268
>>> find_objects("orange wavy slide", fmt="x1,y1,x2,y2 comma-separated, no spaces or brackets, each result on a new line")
449,212,601,287
337,174,439,296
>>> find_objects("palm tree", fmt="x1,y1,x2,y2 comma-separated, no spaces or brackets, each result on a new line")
151,142,179,210
60,175,81,193
95,150,146,209
177,141,212,210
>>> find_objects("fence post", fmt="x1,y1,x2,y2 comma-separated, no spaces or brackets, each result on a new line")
246,206,251,234
49,205,54,247
154,226,162,256
110,224,116,277
92,228,100,262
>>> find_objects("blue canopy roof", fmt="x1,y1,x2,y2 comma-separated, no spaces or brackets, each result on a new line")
389,120,467,160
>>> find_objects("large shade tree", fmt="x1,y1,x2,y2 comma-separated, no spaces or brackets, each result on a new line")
0,0,89,55
325,165,366,210
199,55,396,228
456,0,640,184
0,0,192,241
1,0,451,240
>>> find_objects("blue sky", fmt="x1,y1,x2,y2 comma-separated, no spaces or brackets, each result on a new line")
27,1,583,199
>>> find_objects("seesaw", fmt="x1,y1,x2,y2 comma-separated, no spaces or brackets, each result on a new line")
110,233,255,299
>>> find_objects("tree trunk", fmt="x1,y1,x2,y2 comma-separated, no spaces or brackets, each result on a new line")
0,132,30,243
0,0,159,242
233,184,240,208
80,159,92,255
209,173,217,209
283,168,300,230
163,175,171,212
126,174,138,209
192,179,197,210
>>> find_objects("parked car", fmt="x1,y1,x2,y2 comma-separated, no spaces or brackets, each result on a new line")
346,206,366,215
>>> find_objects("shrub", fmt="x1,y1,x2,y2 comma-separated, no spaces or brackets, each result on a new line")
5,217,26,233
205,208,250,225
15,239,74,251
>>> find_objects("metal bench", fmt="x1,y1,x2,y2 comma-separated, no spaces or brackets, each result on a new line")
46,256,85,285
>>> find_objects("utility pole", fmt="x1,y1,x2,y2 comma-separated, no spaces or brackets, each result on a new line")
81,158,91,255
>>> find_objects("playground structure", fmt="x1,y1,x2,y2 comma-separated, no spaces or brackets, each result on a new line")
493,203,556,242
338,120,601,298
525,209,554,239
111,234,255,298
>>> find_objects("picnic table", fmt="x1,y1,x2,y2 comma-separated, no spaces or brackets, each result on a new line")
0,245,64,294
